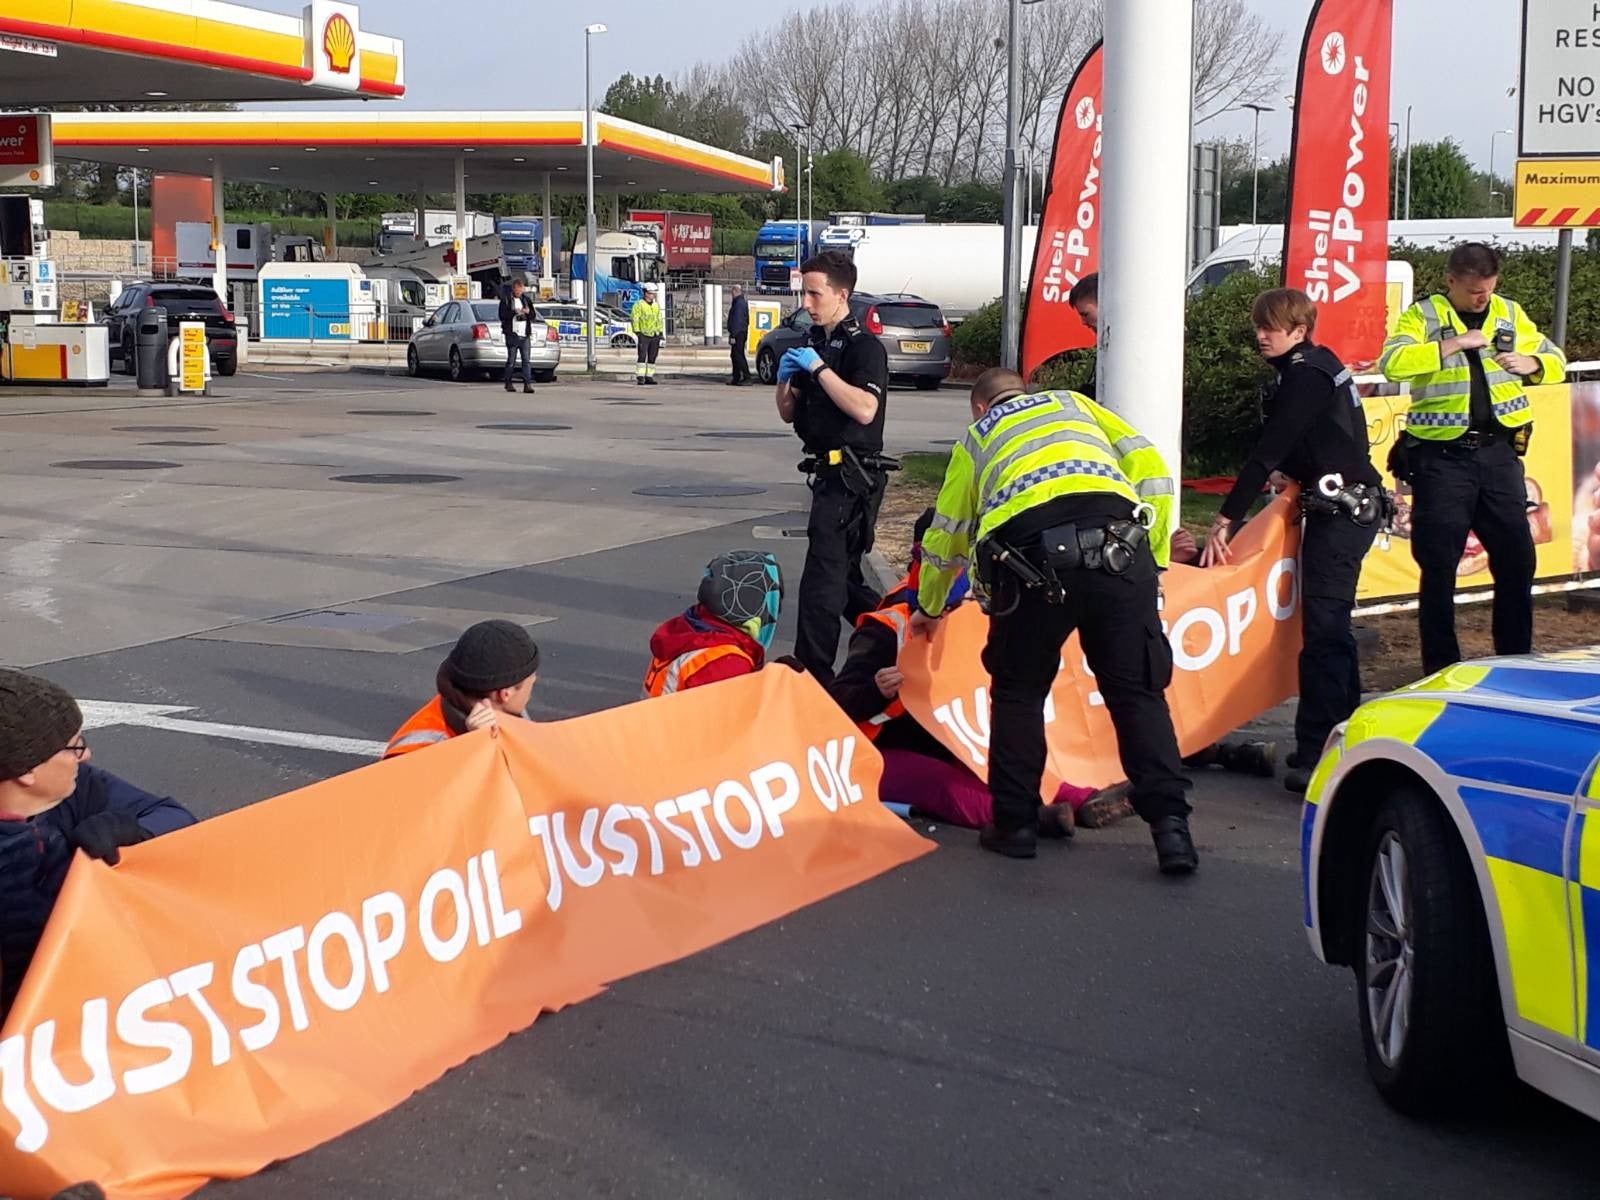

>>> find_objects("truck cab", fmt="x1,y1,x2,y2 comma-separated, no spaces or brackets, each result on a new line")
753,220,824,293
571,229,663,312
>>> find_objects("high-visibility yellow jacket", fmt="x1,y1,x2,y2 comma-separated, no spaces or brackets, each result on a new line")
1377,293,1565,440
917,390,1175,616
630,299,664,337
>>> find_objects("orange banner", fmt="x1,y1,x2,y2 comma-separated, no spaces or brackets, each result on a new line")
898,495,1304,792
0,672,931,1199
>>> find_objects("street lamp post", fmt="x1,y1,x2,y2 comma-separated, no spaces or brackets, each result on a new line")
791,122,809,295
1490,128,1513,212
1388,121,1400,217
1404,104,1413,220
584,22,607,374
1241,103,1272,227
999,0,1048,370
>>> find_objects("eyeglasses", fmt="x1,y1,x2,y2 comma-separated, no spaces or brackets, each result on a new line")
60,739,88,761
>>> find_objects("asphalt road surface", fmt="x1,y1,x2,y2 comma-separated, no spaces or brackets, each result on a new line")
0,369,1590,1198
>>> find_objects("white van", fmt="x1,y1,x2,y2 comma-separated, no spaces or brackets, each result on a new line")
1187,219,1564,296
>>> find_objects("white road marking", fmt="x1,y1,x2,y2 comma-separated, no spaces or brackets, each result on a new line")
78,699,386,757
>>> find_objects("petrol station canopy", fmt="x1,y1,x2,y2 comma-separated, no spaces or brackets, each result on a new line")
48,110,785,195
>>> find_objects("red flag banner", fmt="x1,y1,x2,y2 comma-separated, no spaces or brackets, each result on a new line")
1020,40,1103,379
1282,0,1393,368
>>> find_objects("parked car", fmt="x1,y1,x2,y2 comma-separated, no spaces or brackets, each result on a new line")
102,282,238,376
1303,650,1600,1121
535,303,636,349
407,300,561,383
754,291,951,391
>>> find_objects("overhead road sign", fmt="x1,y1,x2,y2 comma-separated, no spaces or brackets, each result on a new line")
1514,158,1600,225
1520,0,1600,157
48,110,784,195
0,0,404,105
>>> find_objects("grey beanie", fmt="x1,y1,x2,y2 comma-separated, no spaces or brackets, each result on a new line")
0,669,82,781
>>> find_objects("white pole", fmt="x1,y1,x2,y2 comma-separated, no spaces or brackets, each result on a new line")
210,159,226,306
454,154,467,296
999,0,1023,370
1404,104,1413,221
130,167,141,273
585,24,606,372
1100,0,1194,498
541,172,554,296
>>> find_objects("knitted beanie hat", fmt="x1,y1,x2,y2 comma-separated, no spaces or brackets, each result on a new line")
0,669,83,781
442,621,541,694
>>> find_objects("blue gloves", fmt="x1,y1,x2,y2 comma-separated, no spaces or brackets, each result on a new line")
778,347,824,382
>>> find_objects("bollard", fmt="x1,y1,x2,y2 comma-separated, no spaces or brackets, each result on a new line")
136,305,169,392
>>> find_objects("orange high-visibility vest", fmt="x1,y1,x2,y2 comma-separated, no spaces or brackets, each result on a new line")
642,643,755,698
855,593,912,741
384,696,453,758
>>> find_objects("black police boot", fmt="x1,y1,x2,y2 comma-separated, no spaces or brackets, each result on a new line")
1284,769,1312,795
979,822,1038,859
1217,740,1277,777
1037,802,1075,840
1285,750,1308,770
1149,815,1198,875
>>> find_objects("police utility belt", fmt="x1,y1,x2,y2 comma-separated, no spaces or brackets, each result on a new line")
976,510,1153,606
1299,473,1394,529
798,447,900,494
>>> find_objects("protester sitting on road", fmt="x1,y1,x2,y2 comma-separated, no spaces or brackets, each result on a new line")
384,620,541,758
0,669,197,1017
644,550,785,696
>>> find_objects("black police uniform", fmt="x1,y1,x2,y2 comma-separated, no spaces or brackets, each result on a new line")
1218,341,1381,764
789,315,889,681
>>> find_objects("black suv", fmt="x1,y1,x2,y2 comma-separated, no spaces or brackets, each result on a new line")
101,282,238,377
754,292,951,390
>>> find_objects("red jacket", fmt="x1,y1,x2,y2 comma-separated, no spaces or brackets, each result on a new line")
643,607,765,696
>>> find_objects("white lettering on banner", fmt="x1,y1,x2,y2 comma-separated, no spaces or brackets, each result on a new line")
1040,116,1103,305
1299,56,1374,306
0,853,523,1152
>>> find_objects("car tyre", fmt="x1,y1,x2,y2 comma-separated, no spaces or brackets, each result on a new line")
533,369,556,383
448,347,466,382
1354,784,1510,1115
407,345,422,377
119,329,136,375
757,347,777,385
214,355,238,378
913,376,941,391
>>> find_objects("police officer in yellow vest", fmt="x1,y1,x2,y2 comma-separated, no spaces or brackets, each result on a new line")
910,368,1195,872
1379,242,1566,674
632,283,665,386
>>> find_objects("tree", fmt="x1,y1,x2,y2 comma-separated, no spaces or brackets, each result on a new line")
1191,0,1287,123
600,73,677,130
808,149,882,217
935,181,1004,223
1399,139,1476,220
882,175,944,217
1218,153,1289,225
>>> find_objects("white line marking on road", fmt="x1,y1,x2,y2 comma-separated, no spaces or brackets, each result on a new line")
79,700,386,757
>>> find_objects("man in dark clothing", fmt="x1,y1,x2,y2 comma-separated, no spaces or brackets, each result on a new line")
775,250,890,683
1202,288,1384,793
0,669,196,1016
498,277,536,394
727,283,751,385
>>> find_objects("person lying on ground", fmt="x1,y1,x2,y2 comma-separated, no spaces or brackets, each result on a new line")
643,550,786,696
0,669,197,1017
385,620,541,758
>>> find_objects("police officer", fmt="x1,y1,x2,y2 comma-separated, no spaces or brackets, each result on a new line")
775,249,890,682
1202,288,1383,794
632,283,665,386
911,368,1195,872
1379,242,1565,674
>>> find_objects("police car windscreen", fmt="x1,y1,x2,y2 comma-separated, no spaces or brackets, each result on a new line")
877,303,942,328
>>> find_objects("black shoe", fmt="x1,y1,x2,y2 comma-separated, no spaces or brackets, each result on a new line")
1284,769,1312,795
523,385,536,394
1037,803,1075,840
1217,740,1277,778
979,822,1037,859
1285,750,1308,770
504,383,516,392
1149,815,1198,875
636,377,646,386
645,377,659,385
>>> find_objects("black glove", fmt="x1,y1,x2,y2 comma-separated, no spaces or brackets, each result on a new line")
69,811,150,866
771,654,808,674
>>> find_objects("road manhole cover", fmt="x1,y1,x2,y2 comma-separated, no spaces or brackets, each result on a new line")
606,399,661,406
112,424,217,433
476,423,572,431
52,459,181,471
634,484,766,498
330,473,461,485
141,440,222,447
655,447,725,452
696,431,789,440
347,409,436,417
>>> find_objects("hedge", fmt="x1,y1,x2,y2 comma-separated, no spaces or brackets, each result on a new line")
45,202,383,246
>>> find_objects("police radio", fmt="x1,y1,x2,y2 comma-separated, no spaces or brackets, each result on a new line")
1493,326,1515,354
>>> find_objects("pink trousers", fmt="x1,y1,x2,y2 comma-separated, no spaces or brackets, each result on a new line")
879,748,1095,828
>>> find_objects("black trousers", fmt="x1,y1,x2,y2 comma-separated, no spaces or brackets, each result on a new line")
503,333,532,387
1407,439,1534,674
982,541,1190,831
795,470,886,682
1296,511,1378,762
730,335,750,383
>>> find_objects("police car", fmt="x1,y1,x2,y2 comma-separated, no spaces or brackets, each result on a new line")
1303,650,1600,1120
534,303,635,348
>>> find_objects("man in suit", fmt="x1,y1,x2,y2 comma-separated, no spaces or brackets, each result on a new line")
499,277,536,394
727,282,751,386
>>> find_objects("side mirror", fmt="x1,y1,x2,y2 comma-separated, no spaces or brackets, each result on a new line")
423,317,435,328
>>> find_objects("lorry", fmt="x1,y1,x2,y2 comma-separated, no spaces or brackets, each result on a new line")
753,219,828,293
1187,219,1565,295
362,234,509,299
494,216,561,281
625,210,713,285
828,212,927,226
377,209,496,254
570,228,664,311
172,221,324,282
818,223,1038,320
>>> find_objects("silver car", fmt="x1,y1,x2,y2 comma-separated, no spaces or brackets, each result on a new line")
406,300,562,383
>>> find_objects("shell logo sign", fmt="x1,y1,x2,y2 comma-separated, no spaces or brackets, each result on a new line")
323,13,356,73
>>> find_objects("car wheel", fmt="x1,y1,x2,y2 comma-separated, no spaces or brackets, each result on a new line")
1354,785,1509,1115
757,347,777,385
448,347,466,382
913,376,941,391
407,345,422,377
533,369,556,383
214,355,237,377
120,330,136,375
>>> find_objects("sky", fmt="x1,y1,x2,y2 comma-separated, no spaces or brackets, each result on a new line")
262,0,1524,171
